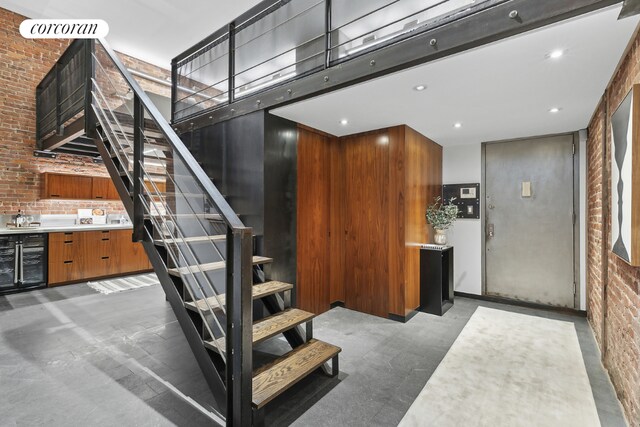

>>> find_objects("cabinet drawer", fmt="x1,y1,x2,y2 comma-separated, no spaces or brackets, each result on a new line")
84,255,114,278
48,259,82,285
49,232,79,262
83,230,114,257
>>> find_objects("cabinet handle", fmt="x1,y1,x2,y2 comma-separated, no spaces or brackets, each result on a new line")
101,238,109,241
50,194,60,198
63,260,73,264
95,196,104,199
64,241,73,244
101,256,109,260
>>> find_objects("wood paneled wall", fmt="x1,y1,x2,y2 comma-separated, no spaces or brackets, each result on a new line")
342,129,393,318
403,127,443,316
296,125,442,318
297,126,334,314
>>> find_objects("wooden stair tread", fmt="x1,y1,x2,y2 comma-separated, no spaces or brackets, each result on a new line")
168,256,272,276
205,308,315,353
252,339,341,409
154,235,226,245
184,281,292,312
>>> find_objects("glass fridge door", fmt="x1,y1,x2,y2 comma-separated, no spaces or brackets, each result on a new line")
0,243,17,291
20,246,46,288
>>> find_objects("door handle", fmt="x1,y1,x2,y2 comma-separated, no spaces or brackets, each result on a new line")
487,223,495,239
19,243,23,284
13,243,19,284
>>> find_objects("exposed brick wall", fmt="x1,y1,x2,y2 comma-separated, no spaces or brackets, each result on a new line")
0,6,171,216
587,102,605,346
587,29,640,426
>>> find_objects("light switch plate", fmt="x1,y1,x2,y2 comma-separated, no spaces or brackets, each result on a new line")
522,181,532,198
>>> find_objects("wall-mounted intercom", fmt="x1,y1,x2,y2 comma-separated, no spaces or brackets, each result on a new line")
443,183,480,219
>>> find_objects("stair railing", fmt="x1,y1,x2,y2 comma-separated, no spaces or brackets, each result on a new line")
89,38,254,426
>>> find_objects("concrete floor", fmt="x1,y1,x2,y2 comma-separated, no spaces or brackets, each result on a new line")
0,282,628,427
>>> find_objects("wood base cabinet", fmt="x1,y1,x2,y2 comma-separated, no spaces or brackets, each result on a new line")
48,230,152,286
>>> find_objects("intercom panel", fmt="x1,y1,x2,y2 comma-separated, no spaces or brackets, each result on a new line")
443,183,480,219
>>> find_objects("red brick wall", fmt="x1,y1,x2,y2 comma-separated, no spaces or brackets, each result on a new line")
0,6,170,216
587,30,640,425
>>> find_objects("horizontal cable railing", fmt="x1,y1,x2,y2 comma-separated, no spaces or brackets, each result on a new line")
85,38,254,422
171,0,504,123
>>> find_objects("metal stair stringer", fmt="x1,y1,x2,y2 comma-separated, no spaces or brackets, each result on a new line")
92,131,228,412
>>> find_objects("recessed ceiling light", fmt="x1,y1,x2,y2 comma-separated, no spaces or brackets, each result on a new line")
547,49,564,59
414,84,426,91
549,107,562,113
453,122,462,128
340,119,349,126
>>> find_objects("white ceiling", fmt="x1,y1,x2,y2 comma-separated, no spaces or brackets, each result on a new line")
0,0,264,69
272,5,640,146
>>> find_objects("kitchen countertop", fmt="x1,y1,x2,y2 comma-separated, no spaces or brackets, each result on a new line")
0,223,133,235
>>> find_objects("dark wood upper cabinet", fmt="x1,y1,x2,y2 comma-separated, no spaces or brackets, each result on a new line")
41,173,120,200
91,177,110,200
107,179,120,200
41,173,92,200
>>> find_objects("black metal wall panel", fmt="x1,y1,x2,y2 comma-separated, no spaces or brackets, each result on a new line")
181,111,298,286
264,113,298,285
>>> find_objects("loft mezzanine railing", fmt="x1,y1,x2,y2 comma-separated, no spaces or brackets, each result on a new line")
170,0,620,132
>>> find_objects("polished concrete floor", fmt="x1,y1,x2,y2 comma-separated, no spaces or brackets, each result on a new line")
0,282,628,427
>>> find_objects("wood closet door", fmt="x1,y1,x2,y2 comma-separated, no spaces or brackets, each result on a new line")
343,132,389,318
296,128,331,314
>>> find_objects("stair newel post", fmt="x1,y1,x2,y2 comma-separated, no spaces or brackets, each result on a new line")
132,94,145,242
226,226,253,426
228,21,236,105
83,39,97,139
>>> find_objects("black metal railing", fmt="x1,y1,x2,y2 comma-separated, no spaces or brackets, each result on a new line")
93,38,253,425
36,38,254,425
171,0,503,122
36,39,94,146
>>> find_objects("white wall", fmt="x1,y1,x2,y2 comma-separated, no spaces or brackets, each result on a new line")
442,139,588,310
443,144,483,295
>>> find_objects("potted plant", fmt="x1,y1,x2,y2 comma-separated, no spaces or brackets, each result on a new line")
426,196,459,245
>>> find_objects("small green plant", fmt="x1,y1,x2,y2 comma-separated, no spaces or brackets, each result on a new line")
426,197,459,230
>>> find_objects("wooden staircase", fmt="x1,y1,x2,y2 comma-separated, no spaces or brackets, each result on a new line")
86,38,341,426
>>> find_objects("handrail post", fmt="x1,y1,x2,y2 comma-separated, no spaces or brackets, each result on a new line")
325,0,332,68
228,22,236,105
171,59,177,124
132,94,145,242
35,84,42,148
55,62,62,135
226,226,253,426
84,40,97,138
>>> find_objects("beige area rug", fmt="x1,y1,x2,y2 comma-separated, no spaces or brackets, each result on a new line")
399,307,600,427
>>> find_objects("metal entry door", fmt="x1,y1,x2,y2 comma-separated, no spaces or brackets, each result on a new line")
484,135,575,308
